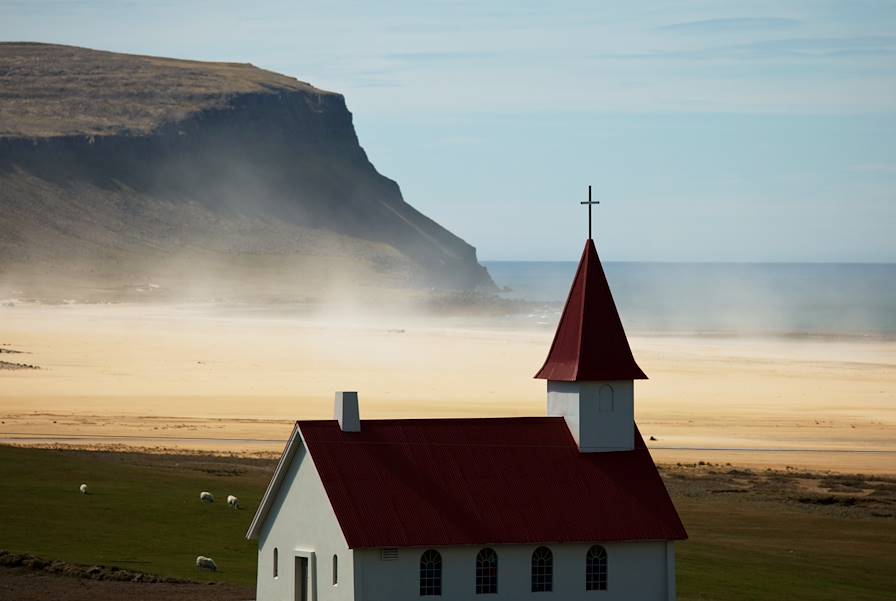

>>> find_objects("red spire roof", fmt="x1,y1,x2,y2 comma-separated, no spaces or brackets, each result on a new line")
535,238,647,381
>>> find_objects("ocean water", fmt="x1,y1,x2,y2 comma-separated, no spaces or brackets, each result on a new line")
482,261,896,337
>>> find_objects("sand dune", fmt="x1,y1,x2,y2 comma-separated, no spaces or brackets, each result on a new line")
1,303,894,473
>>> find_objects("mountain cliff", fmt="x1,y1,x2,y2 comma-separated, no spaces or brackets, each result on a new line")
0,43,494,299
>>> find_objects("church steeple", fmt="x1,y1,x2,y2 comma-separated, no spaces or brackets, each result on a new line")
535,238,646,381
535,224,644,453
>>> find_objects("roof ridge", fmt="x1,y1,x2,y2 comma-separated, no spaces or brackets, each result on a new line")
304,440,580,448
573,239,593,379
297,416,563,425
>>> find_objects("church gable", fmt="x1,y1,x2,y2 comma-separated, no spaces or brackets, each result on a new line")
247,424,346,549
249,424,353,601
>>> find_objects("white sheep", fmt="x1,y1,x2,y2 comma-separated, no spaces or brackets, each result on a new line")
199,491,214,503
79,483,88,495
195,556,217,572
226,495,240,509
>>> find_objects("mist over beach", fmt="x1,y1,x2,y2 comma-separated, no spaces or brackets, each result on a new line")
2,259,894,475
3,242,896,478
487,260,896,336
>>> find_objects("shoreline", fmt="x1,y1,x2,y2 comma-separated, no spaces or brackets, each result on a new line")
3,439,896,479
2,302,894,475
2,435,895,476
3,298,896,341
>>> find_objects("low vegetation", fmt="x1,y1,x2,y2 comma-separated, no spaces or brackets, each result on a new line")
665,463,896,601
0,42,320,138
0,446,893,599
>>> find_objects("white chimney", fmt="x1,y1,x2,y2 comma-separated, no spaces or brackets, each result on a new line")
334,391,360,432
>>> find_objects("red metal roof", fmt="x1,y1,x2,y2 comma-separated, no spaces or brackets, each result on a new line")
535,238,647,381
300,417,686,548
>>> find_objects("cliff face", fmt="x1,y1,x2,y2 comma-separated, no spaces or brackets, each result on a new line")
0,43,494,296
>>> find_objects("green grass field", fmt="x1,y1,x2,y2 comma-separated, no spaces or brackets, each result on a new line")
0,445,893,599
0,446,265,586
675,492,895,600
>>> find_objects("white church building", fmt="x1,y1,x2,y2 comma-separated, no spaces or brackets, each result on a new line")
247,236,687,600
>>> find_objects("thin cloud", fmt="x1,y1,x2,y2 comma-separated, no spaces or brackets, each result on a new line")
659,17,800,34
354,79,403,89
594,35,896,61
850,163,896,174
387,51,496,63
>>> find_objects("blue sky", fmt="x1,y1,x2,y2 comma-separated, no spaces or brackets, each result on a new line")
2,1,894,261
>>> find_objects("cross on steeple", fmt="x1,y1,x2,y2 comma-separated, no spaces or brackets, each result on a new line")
580,185,599,239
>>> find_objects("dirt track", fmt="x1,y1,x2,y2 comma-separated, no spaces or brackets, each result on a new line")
0,568,253,601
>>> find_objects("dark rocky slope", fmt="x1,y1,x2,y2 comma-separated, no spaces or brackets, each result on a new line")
0,43,493,298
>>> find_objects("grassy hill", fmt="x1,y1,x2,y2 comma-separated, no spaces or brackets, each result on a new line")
0,42,320,138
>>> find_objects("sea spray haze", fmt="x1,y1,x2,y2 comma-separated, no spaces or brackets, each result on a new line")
486,261,896,336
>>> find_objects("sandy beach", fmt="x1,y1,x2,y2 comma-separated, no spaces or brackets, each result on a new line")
2,303,894,474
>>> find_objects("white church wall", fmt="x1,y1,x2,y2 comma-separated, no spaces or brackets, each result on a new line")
547,380,634,451
666,541,676,601
355,540,672,601
257,438,354,601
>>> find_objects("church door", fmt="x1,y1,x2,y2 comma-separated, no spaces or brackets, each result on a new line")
295,557,308,601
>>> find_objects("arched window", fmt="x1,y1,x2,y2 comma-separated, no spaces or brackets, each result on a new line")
273,547,278,578
531,546,553,592
419,550,442,596
586,545,608,591
332,554,338,585
475,547,498,594
598,384,614,413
